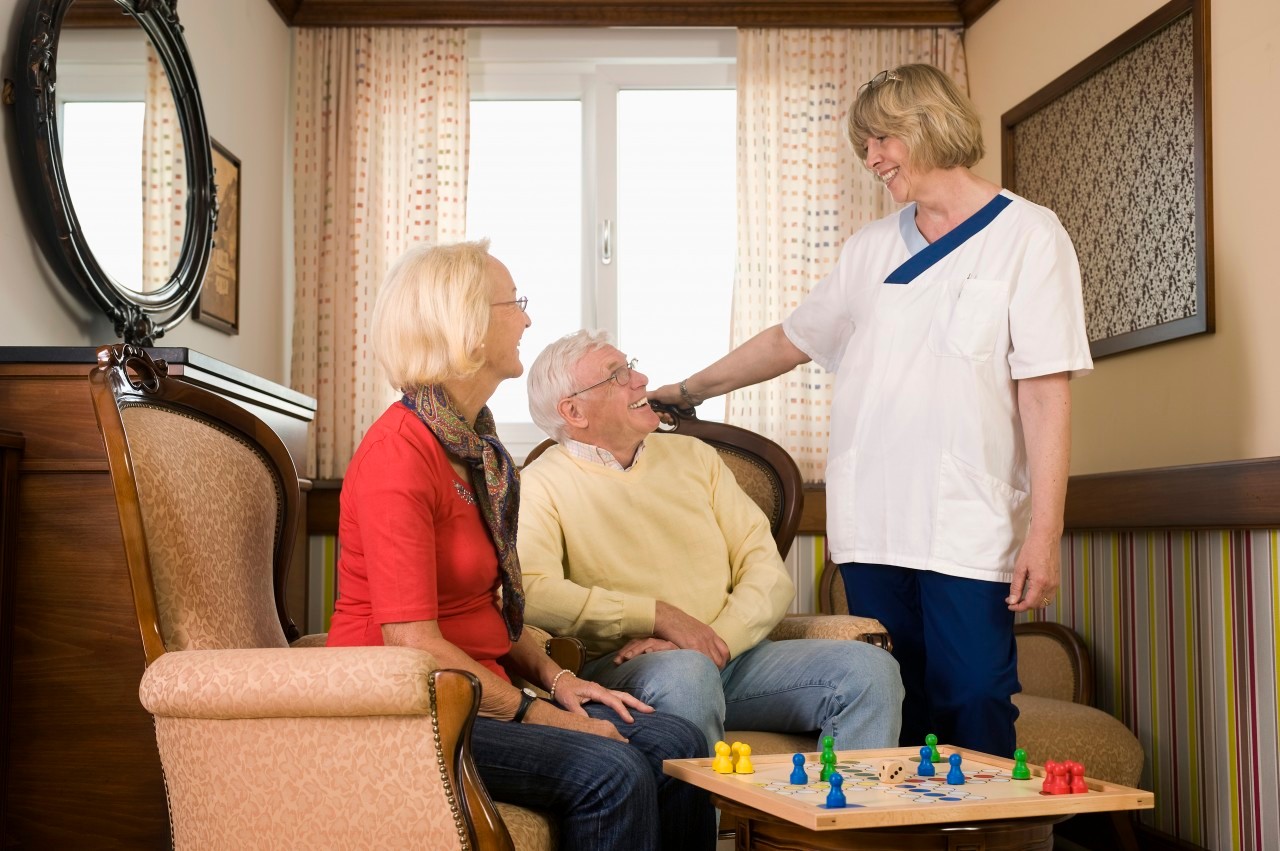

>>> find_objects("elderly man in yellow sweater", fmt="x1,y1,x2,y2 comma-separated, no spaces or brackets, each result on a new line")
518,330,904,751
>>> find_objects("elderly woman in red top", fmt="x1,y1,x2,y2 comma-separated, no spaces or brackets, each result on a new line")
326,240,714,851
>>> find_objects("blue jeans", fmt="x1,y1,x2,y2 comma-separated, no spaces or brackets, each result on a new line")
839,562,1020,757
580,638,903,752
471,703,714,851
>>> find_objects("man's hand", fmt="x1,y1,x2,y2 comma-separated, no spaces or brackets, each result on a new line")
613,636,679,666
1006,529,1062,612
653,600,730,669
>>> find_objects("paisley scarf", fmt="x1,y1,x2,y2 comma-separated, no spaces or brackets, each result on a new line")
403,384,524,641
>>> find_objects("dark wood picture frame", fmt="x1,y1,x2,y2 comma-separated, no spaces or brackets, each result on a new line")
1001,0,1212,359
195,139,241,334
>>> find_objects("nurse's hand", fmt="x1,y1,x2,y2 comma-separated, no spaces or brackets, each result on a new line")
1006,529,1061,612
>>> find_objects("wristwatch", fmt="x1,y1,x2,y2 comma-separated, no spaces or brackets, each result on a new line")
511,687,538,723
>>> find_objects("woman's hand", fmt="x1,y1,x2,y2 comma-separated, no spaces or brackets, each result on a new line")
1006,529,1061,612
524,685,645,742
650,383,684,407
549,672,653,724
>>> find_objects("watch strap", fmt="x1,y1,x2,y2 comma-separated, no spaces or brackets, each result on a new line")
511,688,536,724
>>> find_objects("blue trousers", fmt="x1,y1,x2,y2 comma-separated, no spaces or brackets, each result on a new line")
579,638,903,752
838,562,1020,757
471,704,714,851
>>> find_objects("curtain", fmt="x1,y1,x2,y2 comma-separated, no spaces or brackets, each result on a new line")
141,42,184,294
730,29,967,482
291,28,469,478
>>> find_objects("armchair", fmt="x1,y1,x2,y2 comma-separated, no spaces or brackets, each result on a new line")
89,345,548,850
524,407,892,756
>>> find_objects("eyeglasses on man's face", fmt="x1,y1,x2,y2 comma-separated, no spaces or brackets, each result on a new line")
858,69,901,93
567,357,639,398
491,296,529,312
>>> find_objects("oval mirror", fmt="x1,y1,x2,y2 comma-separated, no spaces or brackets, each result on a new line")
14,0,215,345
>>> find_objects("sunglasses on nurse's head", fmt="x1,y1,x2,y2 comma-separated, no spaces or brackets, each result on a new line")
859,69,901,93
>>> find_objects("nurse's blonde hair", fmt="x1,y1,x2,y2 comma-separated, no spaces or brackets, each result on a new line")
845,63,984,172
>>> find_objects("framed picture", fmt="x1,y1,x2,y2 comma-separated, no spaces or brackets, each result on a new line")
1001,0,1212,359
194,138,241,334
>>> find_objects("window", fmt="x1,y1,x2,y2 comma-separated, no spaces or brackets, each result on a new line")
466,30,737,457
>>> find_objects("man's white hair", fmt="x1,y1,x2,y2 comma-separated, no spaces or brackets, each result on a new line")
527,329,613,442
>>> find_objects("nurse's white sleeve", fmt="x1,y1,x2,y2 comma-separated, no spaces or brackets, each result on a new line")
782,237,858,373
1007,216,1094,381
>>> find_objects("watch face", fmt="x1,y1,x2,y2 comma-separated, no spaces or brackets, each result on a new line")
522,687,538,699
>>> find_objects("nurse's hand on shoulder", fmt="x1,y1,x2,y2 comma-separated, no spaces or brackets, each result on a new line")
1005,529,1061,613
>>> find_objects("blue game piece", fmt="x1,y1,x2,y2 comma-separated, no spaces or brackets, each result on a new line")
825,772,846,808
790,753,808,785
946,753,965,785
917,746,935,777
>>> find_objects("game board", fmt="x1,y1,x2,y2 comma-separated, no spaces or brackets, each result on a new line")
664,746,1153,831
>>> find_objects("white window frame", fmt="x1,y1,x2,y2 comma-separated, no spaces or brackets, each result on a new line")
467,29,736,460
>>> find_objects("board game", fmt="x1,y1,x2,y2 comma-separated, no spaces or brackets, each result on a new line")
663,745,1153,831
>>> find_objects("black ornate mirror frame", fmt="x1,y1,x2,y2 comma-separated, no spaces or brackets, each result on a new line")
14,0,216,345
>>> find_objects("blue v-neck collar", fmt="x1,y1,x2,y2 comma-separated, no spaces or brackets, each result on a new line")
885,192,1013,284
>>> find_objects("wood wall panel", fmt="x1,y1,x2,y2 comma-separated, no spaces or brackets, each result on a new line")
0,352,314,850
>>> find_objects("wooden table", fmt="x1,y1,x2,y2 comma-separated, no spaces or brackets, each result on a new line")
666,746,1153,851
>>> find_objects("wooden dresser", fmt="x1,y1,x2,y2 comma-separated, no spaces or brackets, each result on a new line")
0,348,315,850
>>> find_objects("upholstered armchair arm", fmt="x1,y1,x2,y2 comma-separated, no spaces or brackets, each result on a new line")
768,614,894,652
139,646,444,718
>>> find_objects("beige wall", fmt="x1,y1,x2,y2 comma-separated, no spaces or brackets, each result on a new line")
0,0,292,385
967,0,1280,475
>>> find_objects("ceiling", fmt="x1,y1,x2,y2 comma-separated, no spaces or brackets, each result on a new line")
262,1,1000,29
64,1,1000,30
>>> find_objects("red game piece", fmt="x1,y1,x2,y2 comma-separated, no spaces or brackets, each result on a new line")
1068,762,1088,794
1040,761,1057,795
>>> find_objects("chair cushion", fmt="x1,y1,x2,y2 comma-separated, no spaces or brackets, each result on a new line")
496,803,556,851
1013,693,1145,787
1016,632,1079,702
727,729,818,757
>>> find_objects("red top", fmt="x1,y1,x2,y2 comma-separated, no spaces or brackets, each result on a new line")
326,403,512,681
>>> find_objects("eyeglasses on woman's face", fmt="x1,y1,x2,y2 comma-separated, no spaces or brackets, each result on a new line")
567,357,639,398
858,69,901,93
491,296,529,312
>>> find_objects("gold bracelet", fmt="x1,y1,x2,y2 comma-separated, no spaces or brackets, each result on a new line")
548,668,574,701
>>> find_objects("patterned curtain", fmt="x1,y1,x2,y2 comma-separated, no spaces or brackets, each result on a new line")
730,29,967,482
141,42,184,294
291,28,469,478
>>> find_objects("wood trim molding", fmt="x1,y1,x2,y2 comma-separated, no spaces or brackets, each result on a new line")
957,0,1000,26
269,0,966,28
799,458,1280,536
316,457,1280,540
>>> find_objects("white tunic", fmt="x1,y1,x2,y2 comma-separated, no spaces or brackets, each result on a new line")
783,190,1093,583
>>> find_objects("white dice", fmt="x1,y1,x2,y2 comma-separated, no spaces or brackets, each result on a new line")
878,759,908,784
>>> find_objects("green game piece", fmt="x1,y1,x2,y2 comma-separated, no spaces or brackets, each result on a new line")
1011,748,1031,780
925,733,942,763
819,736,837,781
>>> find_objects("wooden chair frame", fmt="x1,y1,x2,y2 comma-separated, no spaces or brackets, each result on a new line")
88,343,302,662
88,344,515,851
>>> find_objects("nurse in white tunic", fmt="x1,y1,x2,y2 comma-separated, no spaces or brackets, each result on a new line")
652,64,1093,757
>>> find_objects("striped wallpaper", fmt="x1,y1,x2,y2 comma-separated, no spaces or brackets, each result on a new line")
310,528,1278,850
798,529,1280,851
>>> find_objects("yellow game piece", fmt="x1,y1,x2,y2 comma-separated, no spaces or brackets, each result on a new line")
730,741,743,769
712,741,734,774
734,743,754,774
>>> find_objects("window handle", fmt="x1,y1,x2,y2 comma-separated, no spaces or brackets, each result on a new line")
600,219,613,265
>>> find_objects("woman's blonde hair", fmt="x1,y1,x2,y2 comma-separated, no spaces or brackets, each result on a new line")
371,239,493,391
845,63,984,172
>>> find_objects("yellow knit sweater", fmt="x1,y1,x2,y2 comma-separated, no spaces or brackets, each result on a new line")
517,433,794,660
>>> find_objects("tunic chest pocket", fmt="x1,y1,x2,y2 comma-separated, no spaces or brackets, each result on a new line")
927,277,1009,362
